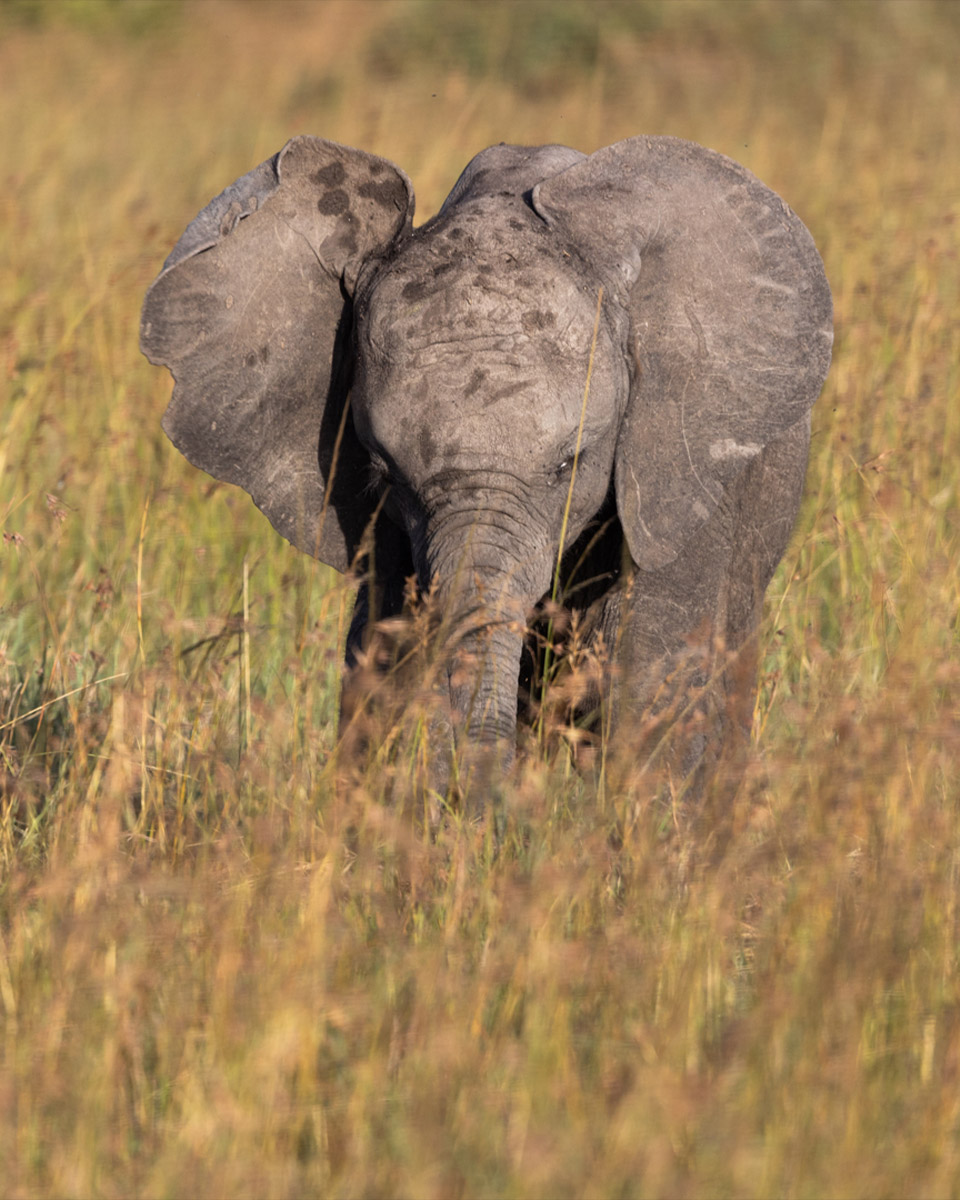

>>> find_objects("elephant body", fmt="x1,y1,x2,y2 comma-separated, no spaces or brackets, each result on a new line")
142,136,832,792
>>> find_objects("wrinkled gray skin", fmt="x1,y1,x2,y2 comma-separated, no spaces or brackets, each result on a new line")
141,136,832,792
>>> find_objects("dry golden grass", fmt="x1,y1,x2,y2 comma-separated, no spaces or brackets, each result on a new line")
1,2,959,1195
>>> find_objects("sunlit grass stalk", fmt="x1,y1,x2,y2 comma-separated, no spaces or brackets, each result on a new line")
551,287,604,605
537,285,603,745
0,674,127,735
241,554,251,757
137,493,149,817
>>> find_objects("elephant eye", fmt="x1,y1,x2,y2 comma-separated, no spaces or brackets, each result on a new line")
364,455,389,495
551,457,575,485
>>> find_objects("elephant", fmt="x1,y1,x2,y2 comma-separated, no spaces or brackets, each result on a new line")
141,134,832,795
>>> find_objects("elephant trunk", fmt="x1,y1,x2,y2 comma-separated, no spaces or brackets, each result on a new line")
422,473,553,773
429,559,542,770
446,618,525,762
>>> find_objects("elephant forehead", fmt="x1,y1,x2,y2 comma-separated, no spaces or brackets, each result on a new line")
354,212,624,472
363,231,598,360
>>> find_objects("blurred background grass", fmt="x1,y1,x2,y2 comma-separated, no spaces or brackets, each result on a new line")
1,1,959,1195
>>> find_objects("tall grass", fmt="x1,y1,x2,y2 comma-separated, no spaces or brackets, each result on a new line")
1,2,959,1195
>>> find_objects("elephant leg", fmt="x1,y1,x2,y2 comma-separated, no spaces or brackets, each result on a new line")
339,574,459,821
337,520,422,759
607,416,811,795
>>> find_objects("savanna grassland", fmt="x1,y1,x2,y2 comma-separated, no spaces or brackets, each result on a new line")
1,1,959,1195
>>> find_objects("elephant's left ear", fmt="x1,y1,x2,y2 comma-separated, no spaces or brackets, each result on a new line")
532,136,832,570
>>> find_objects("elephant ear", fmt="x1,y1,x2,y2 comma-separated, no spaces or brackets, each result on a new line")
532,136,832,570
141,136,414,570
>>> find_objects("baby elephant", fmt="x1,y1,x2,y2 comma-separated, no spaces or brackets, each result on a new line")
142,135,832,792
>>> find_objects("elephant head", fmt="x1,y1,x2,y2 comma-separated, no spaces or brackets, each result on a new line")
142,135,832,771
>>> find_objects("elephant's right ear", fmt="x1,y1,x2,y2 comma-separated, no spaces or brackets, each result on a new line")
532,137,832,571
141,136,414,570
